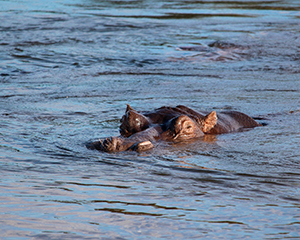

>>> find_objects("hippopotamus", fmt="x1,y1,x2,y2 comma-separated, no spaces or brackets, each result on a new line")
88,104,260,153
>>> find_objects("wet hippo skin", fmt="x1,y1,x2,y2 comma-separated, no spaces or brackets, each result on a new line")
120,104,260,136
88,104,260,153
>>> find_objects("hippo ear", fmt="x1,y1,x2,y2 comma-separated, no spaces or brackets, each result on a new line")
202,111,217,133
126,104,135,113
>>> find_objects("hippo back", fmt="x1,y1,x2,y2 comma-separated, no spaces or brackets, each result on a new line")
208,111,260,134
143,107,184,124
144,105,206,124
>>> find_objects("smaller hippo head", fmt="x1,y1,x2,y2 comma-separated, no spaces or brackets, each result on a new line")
161,112,217,141
119,104,151,137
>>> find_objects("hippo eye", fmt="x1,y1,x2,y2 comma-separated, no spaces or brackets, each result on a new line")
187,125,192,129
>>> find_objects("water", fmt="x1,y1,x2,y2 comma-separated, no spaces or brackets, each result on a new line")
1,0,300,239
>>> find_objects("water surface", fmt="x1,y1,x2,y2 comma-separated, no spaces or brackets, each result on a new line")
1,0,300,239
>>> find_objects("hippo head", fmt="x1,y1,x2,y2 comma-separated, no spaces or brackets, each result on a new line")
162,111,217,141
119,104,151,137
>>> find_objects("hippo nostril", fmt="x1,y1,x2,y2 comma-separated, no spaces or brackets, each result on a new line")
173,132,179,140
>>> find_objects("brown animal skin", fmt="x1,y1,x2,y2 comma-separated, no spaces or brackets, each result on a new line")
120,104,260,137
89,113,210,152
88,104,260,153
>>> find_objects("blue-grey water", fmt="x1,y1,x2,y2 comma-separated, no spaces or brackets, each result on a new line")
1,0,300,239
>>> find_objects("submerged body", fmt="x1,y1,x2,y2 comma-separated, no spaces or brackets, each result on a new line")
89,104,260,152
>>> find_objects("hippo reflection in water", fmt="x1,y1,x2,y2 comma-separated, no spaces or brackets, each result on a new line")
88,104,260,152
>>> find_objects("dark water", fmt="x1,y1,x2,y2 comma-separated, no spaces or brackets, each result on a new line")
1,0,300,239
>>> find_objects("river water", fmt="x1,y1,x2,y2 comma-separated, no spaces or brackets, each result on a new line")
1,0,300,239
